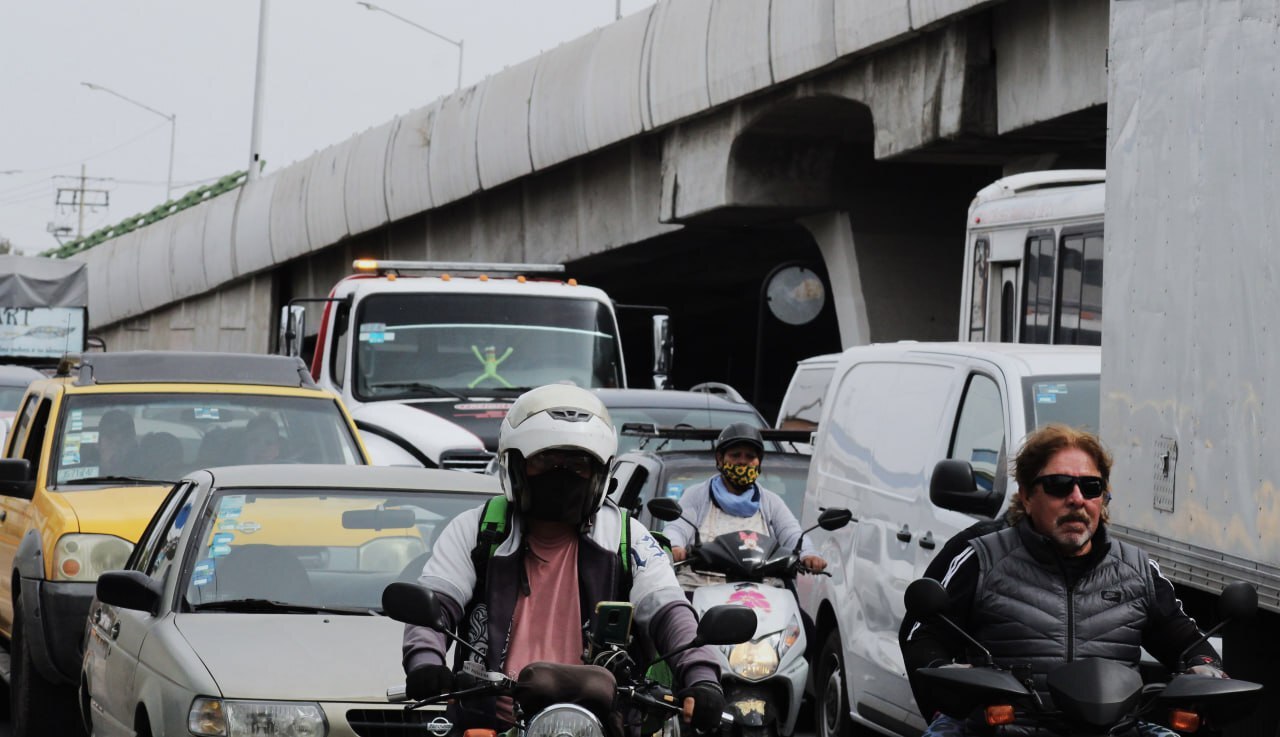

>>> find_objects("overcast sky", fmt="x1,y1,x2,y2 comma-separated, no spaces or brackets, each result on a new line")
0,0,654,253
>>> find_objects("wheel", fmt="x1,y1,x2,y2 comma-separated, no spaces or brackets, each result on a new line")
815,630,853,737
10,597,84,737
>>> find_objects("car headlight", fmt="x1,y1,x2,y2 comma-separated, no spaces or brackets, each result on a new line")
188,697,328,737
524,704,605,737
52,534,133,581
728,636,781,680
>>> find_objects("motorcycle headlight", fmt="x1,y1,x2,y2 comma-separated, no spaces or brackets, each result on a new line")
525,704,605,737
52,534,133,581
729,636,781,680
188,697,328,737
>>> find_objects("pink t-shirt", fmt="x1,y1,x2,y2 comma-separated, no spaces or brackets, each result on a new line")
499,522,583,722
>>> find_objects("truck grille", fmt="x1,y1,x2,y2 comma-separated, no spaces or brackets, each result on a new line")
439,449,495,473
347,709,455,737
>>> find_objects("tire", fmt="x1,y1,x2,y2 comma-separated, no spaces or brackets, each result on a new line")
10,597,84,737
815,630,853,737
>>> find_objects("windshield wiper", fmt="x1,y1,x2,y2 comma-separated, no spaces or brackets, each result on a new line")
192,598,377,615
62,475,173,486
367,381,468,400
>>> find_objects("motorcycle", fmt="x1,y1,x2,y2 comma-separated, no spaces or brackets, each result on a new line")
904,577,1264,736
646,498,855,737
382,580,758,737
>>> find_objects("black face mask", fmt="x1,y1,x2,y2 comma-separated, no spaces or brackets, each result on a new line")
523,469,595,524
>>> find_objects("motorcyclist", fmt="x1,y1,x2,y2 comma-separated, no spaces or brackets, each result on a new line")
402,384,725,732
664,422,827,589
901,424,1225,736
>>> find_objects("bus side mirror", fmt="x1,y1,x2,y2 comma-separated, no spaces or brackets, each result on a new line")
652,314,672,390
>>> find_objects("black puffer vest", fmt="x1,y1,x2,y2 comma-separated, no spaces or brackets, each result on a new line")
969,522,1154,704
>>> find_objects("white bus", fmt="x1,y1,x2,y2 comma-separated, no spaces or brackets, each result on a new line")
960,170,1104,345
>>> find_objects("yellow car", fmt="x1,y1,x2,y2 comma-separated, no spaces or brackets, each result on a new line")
0,351,370,737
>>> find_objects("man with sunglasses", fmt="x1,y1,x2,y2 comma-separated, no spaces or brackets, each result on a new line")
902,424,1224,736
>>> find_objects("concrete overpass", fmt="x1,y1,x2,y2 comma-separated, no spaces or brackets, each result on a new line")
68,0,1108,413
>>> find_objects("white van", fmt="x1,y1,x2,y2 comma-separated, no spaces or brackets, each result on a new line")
795,341,1100,737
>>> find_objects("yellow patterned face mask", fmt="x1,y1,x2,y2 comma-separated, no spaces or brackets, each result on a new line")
719,463,760,488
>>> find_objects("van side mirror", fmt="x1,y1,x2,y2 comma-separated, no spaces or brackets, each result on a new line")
0,459,35,500
929,459,1002,517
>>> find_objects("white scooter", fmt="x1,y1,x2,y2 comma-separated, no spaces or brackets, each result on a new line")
648,498,854,737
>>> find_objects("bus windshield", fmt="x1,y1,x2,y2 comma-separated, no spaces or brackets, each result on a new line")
353,293,623,400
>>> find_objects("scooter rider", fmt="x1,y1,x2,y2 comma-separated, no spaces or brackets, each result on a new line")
665,422,827,589
901,424,1224,737
402,384,726,732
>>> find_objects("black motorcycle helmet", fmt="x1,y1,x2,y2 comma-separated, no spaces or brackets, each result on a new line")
714,422,765,458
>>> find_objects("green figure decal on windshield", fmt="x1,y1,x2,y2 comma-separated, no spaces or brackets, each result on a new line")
469,345,514,388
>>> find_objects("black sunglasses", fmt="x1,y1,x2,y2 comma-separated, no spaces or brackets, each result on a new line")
1033,474,1107,500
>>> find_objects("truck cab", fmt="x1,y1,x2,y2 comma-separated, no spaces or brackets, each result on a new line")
293,261,663,470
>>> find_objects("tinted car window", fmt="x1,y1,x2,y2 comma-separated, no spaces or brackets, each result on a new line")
1022,376,1100,433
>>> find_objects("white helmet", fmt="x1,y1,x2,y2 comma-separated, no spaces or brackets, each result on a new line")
498,384,617,514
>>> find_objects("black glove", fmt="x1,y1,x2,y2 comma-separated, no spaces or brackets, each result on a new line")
406,664,454,700
678,680,725,732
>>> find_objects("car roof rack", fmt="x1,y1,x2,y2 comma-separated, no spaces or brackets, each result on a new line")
61,352,318,388
618,423,812,443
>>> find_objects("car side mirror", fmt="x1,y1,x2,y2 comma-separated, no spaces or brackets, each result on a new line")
0,458,35,500
929,459,1002,517
97,571,162,615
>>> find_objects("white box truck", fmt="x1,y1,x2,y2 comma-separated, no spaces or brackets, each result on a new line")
1101,4,1280,733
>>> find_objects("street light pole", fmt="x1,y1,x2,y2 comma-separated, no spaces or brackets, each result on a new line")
81,82,177,200
356,1,464,91
248,0,271,181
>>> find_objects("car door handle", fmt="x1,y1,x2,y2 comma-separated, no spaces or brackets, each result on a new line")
919,531,936,550
896,524,912,543
110,622,120,640
0,510,6,522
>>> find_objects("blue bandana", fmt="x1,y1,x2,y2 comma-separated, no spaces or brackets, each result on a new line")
710,475,761,517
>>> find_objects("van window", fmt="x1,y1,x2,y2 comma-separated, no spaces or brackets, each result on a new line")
777,364,835,430
969,239,989,341
821,361,955,492
1022,376,1100,433
949,374,1005,491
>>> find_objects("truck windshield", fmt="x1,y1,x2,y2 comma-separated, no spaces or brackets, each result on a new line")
51,393,365,487
1022,375,1100,433
352,293,623,400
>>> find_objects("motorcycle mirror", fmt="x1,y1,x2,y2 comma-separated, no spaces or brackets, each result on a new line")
647,497,684,522
697,605,758,646
904,578,950,619
1218,581,1258,621
817,507,854,531
382,582,444,629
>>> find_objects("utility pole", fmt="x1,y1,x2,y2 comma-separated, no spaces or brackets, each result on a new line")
54,165,110,240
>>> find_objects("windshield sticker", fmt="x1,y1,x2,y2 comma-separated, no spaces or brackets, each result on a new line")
1035,383,1069,395
69,416,82,432
192,574,213,587
217,518,239,531
237,521,261,534
210,544,232,558
193,407,220,421
193,559,216,578
61,449,80,465
219,495,245,515
359,322,387,333
1036,393,1058,404
70,409,82,422
665,483,684,498
358,331,394,343
79,431,98,444
59,466,99,482
212,532,235,547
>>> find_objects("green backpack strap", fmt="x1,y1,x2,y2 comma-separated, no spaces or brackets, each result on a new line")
470,496,511,592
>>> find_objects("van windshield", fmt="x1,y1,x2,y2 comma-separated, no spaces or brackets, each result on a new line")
1022,375,1100,433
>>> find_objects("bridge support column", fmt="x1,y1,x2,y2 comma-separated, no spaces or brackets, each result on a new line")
800,211,870,349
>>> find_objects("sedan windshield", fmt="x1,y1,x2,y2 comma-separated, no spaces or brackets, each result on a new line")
184,488,489,612
352,293,623,400
52,393,364,486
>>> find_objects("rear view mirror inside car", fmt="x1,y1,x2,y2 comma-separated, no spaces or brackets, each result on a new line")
342,508,415,530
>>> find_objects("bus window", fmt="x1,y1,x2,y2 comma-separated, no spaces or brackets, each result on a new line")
1021,232,1055,343
970,239,989,341
1056,225,1104,346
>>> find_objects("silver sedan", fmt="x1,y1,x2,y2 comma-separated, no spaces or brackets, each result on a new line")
80,464,499,737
